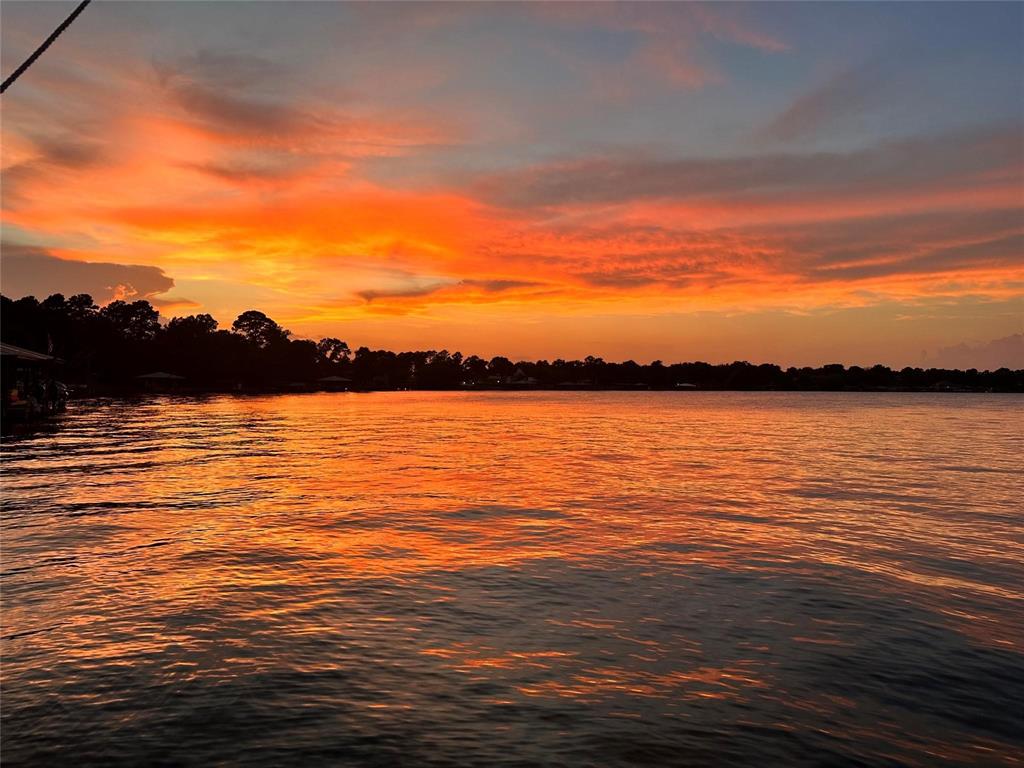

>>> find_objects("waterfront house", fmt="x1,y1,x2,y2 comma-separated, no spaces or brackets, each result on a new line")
509,368,539,388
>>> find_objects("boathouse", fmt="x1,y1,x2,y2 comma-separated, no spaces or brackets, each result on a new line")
317,375,353,392
135,371,186,392
1,342,66,421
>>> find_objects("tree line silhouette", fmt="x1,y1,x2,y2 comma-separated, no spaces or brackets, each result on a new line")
2,293,1021,393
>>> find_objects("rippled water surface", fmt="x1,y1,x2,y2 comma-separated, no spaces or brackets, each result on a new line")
2,392,1022,766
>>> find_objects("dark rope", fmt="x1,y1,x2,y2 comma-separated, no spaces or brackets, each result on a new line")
1,0,93,94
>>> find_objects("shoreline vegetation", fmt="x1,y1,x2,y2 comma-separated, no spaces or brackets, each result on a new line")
3,293,1023,396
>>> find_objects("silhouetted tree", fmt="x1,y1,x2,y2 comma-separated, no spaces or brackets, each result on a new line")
101,300,160,341
317,337,351,363
166,314,218,337
232,310,290,348
462,355,488,383
488,356,514,379
2,292,1022,394
67,293,99,319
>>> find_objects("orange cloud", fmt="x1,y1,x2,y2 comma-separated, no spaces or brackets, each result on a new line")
1,3,1020,365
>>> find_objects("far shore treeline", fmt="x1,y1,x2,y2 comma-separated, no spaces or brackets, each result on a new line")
2,293,1022,393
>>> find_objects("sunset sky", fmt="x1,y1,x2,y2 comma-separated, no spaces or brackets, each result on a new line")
2,1,1022,367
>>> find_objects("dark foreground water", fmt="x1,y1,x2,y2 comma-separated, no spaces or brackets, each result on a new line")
2,392,1022,766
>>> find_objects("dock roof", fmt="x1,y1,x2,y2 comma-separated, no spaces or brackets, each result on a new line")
0,342,55,362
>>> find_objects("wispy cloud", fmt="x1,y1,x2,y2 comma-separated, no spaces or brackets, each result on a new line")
763,61,893,142
476,123,1023,209
929,333,1024,370
534,2,788,89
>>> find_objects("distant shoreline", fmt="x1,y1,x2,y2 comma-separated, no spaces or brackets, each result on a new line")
5,294,1023,414
70,384,1024,397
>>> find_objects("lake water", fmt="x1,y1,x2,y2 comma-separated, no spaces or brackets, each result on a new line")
2,392,1022,766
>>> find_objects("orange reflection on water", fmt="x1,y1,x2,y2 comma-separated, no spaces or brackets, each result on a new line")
517,664,768,703
2,392,1023,765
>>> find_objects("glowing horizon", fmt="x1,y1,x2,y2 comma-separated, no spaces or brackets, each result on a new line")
2,1,1022,368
